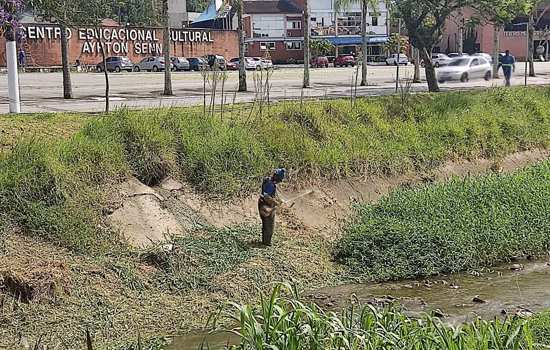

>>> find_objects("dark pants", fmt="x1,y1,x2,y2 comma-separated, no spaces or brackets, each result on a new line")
503,67,512,87
258,199,275,246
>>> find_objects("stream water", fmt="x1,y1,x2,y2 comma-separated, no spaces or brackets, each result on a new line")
166,260,550,349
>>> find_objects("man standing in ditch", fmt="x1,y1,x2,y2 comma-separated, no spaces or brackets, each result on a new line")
258,168,286,246
501,50,516,87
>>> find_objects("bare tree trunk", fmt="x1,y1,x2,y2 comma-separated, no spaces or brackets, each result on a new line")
528,14,535,77
100,42,109,113
457,15,464,54
334,9,339,57
413,46,421,83
303,0,310,88
360,0,368,86
420,48,439,92
163,0,173,95
492,24,500,78
237,0,247,92
60,24,73,99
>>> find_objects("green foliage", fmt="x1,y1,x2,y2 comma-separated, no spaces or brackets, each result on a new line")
310,39,335,57
1,88,549,252
211,283,538,349
384,33,409,54
334,161,550,281
530,310,550,345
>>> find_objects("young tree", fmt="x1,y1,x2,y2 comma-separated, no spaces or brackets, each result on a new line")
310,38,335,56
335,0,378,86
528,2,550,76
31,0,79,99
234,0,246,91
393,0,482,92
74,0,114,112
162,0,173,95
303,0,310,88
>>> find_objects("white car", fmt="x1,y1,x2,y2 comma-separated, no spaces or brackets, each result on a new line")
431,53,453,67
229,57,258,70
472,52,493,63
437,56,492,83
386,54,409,65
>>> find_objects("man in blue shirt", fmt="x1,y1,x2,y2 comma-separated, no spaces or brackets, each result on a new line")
500,50,516,87
258,168,286,246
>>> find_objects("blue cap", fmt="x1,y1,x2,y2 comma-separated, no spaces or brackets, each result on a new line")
273,168,286,181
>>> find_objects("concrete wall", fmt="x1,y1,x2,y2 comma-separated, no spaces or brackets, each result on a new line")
0,24,238,66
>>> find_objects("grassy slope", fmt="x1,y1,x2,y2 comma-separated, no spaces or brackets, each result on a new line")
0,87,550,348
335,161,550,280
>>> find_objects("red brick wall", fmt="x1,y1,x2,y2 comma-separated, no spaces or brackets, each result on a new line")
247,41,303,63
0,24,238,66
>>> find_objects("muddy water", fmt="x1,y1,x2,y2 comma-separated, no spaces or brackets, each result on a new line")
167,260,550,349
316,260,550,325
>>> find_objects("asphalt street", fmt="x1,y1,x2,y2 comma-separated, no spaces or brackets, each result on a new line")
1,62,550,114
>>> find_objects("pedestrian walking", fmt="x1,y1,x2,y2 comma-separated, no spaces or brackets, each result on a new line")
258,168,286,246
501,50,516,87
18,48,26,71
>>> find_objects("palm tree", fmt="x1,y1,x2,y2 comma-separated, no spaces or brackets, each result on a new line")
335,0,378,86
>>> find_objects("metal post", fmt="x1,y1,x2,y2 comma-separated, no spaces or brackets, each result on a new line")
396,17,400,92
525,23,530,86
6,40,21,113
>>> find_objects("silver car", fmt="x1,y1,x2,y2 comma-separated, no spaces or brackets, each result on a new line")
437,57,492,83
171,57,190,71
134,56,173,72
431,53,452,67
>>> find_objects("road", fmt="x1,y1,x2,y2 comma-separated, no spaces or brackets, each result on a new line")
1,62,550,114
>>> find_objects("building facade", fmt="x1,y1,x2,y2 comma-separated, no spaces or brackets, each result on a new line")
0,24,238,67
242,0,390,63
441,5,550,60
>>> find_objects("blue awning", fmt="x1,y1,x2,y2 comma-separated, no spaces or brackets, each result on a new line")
324,36,388,46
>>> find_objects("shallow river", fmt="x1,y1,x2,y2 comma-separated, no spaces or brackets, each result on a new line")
167,260,550,349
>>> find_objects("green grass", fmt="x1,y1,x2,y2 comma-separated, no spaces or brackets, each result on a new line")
1,87,550,251
530,311,550,346
210,283,540,350
334,161,550,281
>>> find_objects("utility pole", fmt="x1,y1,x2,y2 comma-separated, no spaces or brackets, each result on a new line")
334,0,339,57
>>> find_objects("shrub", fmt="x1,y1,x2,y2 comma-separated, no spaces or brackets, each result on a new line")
334,161,550,281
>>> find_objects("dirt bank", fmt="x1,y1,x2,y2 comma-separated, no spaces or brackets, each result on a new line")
1,149,549,349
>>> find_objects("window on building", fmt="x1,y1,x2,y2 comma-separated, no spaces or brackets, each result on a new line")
371,16,378,26
260,42,276,50
252,16,285,38
286,41,302,50
287,20,302,29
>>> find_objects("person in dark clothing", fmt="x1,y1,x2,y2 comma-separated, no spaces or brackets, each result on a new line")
258,168,286,246
18,49,26,69
501,50,516,87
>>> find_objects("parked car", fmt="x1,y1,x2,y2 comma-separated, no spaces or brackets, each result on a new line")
229,57,259,70
261,58,274,69
426,53,453,67
385,54,409,65
447,52,469,58
206,54,227,70
226,60,239,70
188,57,208,71
171,57,190,71
134,56,173,72
311,56,329,68
334,55,356,67
471,52,493,63
96,56,134,72
437,56,492,83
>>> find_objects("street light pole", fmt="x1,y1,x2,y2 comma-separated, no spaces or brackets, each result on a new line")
525,22,529,86
395,17,401,92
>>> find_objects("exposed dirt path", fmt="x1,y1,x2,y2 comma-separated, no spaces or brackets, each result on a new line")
109,148,550,247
